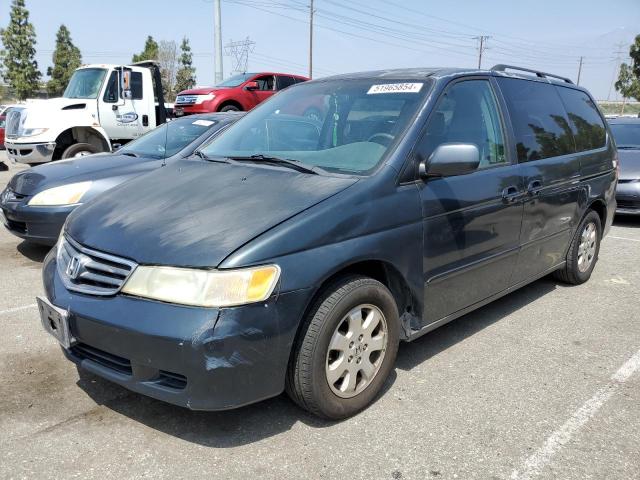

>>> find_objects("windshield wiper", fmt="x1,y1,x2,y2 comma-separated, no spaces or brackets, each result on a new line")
194,150,231,163
228,154,322,175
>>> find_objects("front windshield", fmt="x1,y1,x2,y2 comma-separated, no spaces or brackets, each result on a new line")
610,123,640,148
63,68,107,99
201,78,431,174
121,117,219,158
216,73,256,88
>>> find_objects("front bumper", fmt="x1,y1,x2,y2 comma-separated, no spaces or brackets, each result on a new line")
0,191,73,245
5,140,56,164
42,251,312,410
616,181,640,215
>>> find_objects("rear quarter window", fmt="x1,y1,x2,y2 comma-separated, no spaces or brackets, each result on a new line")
497,77,575,162
556,86,606,151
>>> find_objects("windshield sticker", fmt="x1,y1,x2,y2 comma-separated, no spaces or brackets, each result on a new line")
192,119,215,127
367,83,423,94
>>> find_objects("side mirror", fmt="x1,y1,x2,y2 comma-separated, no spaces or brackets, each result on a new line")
244,81,259,91
419,143,480,179
121,69,132,99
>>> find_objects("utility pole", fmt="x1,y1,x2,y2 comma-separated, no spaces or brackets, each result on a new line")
576,56,583,85
608,41,626,101
474,36,490,69
308,0,314,79
214,0,223,84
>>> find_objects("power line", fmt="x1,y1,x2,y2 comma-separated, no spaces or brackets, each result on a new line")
224,37,255,73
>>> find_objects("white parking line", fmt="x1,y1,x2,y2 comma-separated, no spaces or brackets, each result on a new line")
608,235,640,243
0,304,37,316
510,349,640,480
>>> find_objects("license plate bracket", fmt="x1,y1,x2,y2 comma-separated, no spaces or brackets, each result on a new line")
37,296,75,349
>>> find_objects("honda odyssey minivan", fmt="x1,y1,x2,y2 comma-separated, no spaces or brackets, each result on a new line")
39,65,617,419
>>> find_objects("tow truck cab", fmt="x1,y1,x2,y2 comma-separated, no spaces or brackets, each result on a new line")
4,61,166,164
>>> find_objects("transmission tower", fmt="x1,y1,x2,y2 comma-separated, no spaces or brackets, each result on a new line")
224,37,256,74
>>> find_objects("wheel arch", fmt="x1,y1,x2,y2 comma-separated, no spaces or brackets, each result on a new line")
53,127,110,160
587,198,607,236
217,99,243,112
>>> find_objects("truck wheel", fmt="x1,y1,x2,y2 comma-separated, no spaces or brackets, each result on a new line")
553,210,602,285
61,143,99,159
219,105,241,112
286,276,399,419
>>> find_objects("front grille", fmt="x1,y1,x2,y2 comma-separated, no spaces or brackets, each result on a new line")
71,343,132,375
1,188,26,203
57,235,137,296
5,217,26,234
175,95,198,105
617,199,639,210
157,370,188,390
5,108,23,138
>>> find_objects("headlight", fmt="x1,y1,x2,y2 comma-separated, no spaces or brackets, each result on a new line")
28,181,92,206
21,128,48,137
121,264,281,307
195,93,215,104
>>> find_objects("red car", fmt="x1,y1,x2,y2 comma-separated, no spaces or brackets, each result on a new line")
0,112,6,150
174,72,308,115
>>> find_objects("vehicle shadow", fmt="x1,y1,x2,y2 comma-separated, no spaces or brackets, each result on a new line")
75,277,558,448
16,241,51,263
613,216,640,228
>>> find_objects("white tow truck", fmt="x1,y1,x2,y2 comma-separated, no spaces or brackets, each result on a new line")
4,61,167,164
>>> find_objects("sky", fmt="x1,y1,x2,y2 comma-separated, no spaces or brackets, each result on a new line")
1,0,639,100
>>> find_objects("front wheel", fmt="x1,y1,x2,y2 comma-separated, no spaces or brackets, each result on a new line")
219,104,241,112
286,276,399,419
554,209,602,285
61,142,99,159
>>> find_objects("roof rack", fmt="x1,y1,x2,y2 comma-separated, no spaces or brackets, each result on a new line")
491,64,573,84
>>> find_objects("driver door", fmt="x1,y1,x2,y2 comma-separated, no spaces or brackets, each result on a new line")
246,75,276,109
98,68,147,142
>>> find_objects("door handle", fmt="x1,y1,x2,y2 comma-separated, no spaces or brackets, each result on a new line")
501,185,521,203
527,180,543,195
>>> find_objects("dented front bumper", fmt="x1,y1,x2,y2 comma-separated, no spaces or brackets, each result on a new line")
42,250,312,410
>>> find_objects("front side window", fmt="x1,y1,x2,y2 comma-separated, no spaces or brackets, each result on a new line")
418,80,506,168
557,87,606,152
103,71,118,103
498,78,575,162
201,78,431,175
63,68,107,99
255,75,275,91
120,117,218,158
130,72,143,100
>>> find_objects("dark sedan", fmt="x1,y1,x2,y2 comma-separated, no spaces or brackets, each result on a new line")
0,113,242,245
609,117,640,215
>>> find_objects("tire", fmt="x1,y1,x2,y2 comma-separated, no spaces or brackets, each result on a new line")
286,276,400,419
553,209,602,285
61,143,99,159
219,104,241,112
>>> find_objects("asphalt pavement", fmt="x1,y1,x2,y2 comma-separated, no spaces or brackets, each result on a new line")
0,150,638,480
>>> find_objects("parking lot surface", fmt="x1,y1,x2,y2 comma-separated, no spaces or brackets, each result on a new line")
1,150,639,480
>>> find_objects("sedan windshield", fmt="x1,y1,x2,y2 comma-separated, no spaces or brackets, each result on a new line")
120,117,218,158
201,78,431,174
216,73,256,88
63,68,107,99
610,123,640,148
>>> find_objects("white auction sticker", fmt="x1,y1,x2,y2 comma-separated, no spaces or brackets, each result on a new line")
367,83,423,94
192,119,215,126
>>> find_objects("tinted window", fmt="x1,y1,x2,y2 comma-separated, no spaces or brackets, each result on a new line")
277,75,296,90
130,72,143,100
557,87,606,151
498,78,574,162
418,80,506,168
609,123,640,148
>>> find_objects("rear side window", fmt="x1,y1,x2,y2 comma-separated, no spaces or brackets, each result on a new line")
556,87,606,151
276,75,296,90
497,78,574,162
130,72,143,100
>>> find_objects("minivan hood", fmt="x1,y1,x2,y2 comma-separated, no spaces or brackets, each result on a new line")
9,153,154,195
618,148,640,180
66,160,358,267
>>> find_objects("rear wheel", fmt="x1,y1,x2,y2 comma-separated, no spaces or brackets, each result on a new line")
286,276,399,419
554,209,602,285
61,142,99,159
219,104,241,112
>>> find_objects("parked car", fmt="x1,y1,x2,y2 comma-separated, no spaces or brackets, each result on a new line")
0,113,242,245
608,117,640,215
174,72,308,116
38,65,616,419
0,110,6,150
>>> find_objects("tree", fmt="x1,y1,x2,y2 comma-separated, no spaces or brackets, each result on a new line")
615,35,640,105
158,40,178,101
0,0,41,100
174,37,196,94
132,36,159,63
46,25,81,96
